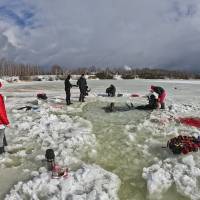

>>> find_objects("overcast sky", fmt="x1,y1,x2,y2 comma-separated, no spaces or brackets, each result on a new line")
0,0,200,71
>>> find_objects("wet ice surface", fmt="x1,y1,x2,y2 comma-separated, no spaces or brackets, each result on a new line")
1,79,200,200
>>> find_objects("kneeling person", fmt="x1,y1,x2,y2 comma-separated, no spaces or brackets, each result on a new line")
135,92,158,110
106,84,116,97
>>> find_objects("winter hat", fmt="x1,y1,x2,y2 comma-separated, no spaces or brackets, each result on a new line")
150,85,155,90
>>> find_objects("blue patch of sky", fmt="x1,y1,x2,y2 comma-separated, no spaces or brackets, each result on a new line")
0,2,40,29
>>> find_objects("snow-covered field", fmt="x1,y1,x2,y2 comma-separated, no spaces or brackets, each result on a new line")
1,79,200,200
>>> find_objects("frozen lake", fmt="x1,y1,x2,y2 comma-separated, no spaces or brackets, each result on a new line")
1,79,200,200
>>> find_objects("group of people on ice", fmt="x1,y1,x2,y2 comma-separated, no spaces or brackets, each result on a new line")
105,85,166,112
65,74,167,110
0,77,167,155
65,74,89,105
105,84,166,110
136,85,166,110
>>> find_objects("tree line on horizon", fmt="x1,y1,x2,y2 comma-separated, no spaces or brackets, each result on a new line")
0,59,200,79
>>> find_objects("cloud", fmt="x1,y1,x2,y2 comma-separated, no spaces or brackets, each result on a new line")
0,0,200,71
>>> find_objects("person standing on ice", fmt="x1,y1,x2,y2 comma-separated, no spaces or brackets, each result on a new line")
64,75,76,105
77,74,87,102
150,85,166,109
0,82,10,154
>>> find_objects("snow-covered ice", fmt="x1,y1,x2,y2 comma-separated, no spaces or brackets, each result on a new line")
5,164,120,200
1,79,200,200
143,155,200,200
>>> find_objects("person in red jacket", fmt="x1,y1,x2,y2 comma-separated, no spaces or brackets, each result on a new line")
150,85,167,109
0,82,9,154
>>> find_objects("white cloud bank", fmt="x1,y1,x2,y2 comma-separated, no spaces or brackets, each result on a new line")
0,0,200,70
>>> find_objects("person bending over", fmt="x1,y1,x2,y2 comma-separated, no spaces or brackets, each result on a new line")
150,85,166,109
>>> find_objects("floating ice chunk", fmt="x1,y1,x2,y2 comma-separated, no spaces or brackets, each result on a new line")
18,122,31,130
23,169,30,173
39,167,47,173
35,155,45,161
16,150,27,157
31,171,39,177
143,161,172,196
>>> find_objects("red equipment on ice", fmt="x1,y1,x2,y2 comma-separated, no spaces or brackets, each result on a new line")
37,93,48,100
167,135,200,155
179,117,200,128
130,94,140,97
52,164,68,179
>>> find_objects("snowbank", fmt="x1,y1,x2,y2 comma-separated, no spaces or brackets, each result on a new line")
143,155,200,200
5,164,120,200
8,101,96,167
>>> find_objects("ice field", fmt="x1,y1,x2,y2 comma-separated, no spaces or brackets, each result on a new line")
1,79,200,200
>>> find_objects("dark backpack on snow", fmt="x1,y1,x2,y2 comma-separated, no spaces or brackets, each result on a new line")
45,149,55,161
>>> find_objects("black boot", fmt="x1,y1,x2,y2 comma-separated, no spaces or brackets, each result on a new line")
81,94,85,102
66,100,70,105
3,135,7,146
0,146,5,154
161,103,165,109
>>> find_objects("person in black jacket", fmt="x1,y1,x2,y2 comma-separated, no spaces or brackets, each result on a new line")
135,93,158,110
65,75,76,105
106,84,116,97
77,74,87,102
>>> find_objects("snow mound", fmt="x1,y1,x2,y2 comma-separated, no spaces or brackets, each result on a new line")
169,103,200,115
5,164,120,200
143,155,200,200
